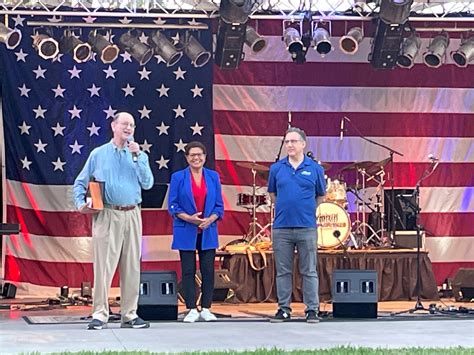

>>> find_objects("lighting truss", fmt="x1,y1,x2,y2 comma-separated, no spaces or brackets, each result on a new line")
0,0,473,21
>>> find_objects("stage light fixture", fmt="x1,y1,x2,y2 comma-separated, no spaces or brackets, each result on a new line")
339,27,363,55
245,26,267,53
312,27,332,56
60,31,92,63
423,32,449,68
32,32,59,60
119,31,153,66
183,34,211,68
0,23,22,50
451,34,474,68
284,27,304,59
148,31,182,67
219,0,253,24
88,31,119,64
397,33,421,68
379,0,414,25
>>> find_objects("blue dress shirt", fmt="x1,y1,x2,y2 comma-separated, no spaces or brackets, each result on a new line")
73,141,154,209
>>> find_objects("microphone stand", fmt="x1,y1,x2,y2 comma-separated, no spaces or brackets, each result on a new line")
333,231,350,269
275,112,292,162
391,161,439,316
343,117,404,244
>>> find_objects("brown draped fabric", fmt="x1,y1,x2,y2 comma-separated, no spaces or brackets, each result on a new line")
219,250,439,303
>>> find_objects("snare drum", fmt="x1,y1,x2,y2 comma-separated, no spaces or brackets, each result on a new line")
237,193,268,207
325,178,347,206
316,202,351,249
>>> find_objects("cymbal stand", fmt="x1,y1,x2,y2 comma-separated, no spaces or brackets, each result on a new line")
351,167,385,247
351,167,369,244
363,168,386,245
244,167,272,243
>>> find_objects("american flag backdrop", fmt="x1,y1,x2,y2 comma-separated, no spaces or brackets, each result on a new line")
1,16,473,295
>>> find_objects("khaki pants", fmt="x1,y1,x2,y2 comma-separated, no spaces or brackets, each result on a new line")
91,207,142,322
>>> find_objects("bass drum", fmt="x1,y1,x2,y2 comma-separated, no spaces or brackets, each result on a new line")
316,202,351,249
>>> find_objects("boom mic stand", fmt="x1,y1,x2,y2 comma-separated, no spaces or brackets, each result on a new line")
276,112,292,162
391,160,439,315
342,117,404,244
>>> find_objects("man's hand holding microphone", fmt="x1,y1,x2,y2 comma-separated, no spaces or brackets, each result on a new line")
127,136,140,162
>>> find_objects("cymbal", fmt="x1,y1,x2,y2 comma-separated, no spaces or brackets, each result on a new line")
319,162,332,170
366,157,391,174
341,161,375,171
237,161,270,172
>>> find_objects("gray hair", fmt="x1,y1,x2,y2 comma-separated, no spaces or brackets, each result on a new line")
285,127,307,142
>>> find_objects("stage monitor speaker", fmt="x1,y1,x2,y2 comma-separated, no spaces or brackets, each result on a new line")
332,270,378,318
452,268,474,302
2,282,17,299
137,271,178,321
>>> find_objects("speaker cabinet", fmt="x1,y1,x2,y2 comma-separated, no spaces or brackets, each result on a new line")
214,20,246,69
332,270,378,318
137,271,178,321
452,268,474,302
2,283,17,299
81,281,92,298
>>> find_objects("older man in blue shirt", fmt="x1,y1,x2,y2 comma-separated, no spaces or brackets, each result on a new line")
268,127,326,323
73,112,153,330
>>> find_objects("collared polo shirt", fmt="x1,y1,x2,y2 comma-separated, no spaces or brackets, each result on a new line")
268,156,326,228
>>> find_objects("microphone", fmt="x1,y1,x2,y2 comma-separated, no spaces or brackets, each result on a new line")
428,154,440,170
340,117,344,141
428,154,439,162
288,112,292,128
127,135,138,162
306,151,314,160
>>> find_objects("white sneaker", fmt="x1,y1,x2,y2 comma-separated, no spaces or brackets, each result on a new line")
183,309,200,323
200,308,217,322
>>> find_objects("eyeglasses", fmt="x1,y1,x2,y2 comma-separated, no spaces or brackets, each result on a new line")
284,139,303,145
188,153,205,158
119,122,136,129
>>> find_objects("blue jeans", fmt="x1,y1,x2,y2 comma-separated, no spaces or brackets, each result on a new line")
272,228,319,313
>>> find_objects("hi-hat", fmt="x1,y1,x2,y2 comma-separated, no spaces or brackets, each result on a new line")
237,161,270,172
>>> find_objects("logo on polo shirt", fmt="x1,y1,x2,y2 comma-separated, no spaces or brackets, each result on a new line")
301,171,312,176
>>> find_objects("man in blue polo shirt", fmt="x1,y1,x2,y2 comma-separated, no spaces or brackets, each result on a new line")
268,127,326,323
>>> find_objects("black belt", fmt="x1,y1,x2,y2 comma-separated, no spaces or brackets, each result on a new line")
104,204,139,211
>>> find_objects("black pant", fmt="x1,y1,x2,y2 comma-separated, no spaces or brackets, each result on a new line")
179,233,216,309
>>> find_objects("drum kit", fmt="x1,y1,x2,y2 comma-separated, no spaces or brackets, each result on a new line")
236,157,391,250
236,161,272,243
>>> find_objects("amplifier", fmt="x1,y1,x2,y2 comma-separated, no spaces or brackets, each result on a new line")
394,231,425,249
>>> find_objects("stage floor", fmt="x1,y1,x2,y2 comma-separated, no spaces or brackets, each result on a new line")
1,299,473,353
